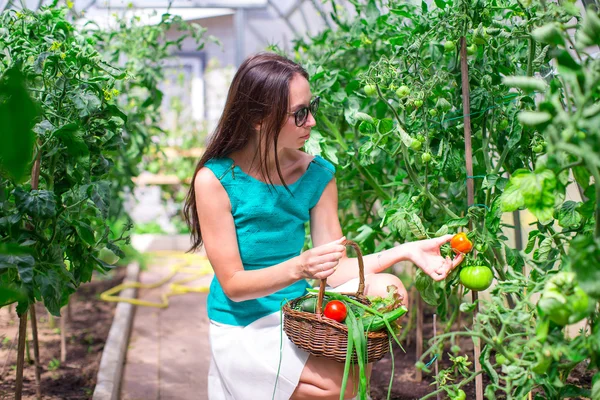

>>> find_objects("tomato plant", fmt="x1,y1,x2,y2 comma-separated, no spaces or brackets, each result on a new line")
293,0,600,397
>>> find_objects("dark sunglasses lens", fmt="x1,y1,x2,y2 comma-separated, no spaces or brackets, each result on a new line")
310,97,320,115
295,108,308,126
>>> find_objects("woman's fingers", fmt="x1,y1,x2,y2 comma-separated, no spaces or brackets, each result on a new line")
452,253,465,268
313,261,338,279
313,252,344,265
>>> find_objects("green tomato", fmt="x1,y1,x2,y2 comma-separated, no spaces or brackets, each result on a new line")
414,99,424,108
428,109,438,117
531,353,552,375
459,265,493,291
363,84,377,97
467,44,477,55
532,144,544,153
497,118,509,131
395,85,411,98
496,354,508,365
537,272,590,326
98,247,120,265
410,140,423,151
444,40,455,52
421,152,432,163
450,389,466,400
475,242,488,253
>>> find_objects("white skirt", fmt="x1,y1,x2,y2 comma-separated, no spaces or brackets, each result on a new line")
207,277,362,400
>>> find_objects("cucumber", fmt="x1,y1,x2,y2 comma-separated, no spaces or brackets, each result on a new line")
360,306,408,331
297,296,328,313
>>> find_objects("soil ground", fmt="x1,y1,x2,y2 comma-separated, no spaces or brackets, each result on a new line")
0,267,126,400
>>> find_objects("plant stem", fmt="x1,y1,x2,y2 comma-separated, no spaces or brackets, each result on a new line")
420,371,484,400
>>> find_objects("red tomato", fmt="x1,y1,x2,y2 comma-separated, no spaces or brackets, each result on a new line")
451,232,473,254
323,300,347,322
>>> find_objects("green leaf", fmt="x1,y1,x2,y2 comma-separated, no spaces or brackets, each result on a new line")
501,169,556,224
396,126,414,148
558,385,590,399
0,284,27,308
365,0,380,25
500,178,526,212
354,225,374,243
358,121,375,134
592,376,600,400
575,8,600,49
0,67,38,182
531,23,565,46
434,0,447,9
0,254,35,284
14,188,57,219
525,230,539,254
53,123,89,157
557,201,582,228
74,221,96,246
570,235,600,299
435,225,449,237
572,166,591,190
415,269,440,306
446,217,470,228
534,237,553,262
72,91,101,118
480,346,499,385
378,118,394,135
407,213,427,239
518,111,552,126
502,76,548,92
35,268,75,317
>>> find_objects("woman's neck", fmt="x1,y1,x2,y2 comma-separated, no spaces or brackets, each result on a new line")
232,140,295,175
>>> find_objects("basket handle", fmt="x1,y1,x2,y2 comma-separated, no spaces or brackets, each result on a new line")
316,239,365,317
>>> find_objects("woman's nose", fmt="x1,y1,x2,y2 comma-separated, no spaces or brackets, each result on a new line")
305,111,316,127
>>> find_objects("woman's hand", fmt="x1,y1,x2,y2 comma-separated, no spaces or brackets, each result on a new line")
402,235,464,281
296,236,346,280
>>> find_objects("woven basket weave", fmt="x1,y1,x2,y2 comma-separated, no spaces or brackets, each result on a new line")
282,240,390,364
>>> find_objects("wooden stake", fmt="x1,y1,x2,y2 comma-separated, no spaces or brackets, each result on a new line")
433,314,440,400
60,311,67,363
29,307,42,400
460,36,483,400
15,308,28,400
416,295,423,382
30,154,43,400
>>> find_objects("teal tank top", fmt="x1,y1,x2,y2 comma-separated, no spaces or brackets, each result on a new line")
203,155,336,326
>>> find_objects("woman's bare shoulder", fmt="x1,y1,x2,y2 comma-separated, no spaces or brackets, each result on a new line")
194,166,222,190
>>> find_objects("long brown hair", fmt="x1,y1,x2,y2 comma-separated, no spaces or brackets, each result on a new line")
183,52,309,252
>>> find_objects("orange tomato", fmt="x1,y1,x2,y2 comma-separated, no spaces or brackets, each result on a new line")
451,232,473,254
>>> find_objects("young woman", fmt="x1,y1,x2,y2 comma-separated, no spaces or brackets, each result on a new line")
184,52,464,400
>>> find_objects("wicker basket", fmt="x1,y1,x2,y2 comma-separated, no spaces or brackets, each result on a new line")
282,240,390,364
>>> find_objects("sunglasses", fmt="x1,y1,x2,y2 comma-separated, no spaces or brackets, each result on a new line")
288,96,320,127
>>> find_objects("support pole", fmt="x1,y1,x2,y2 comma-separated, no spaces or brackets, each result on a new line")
234,8,246,67
415,295,423,382
459,36,483,400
